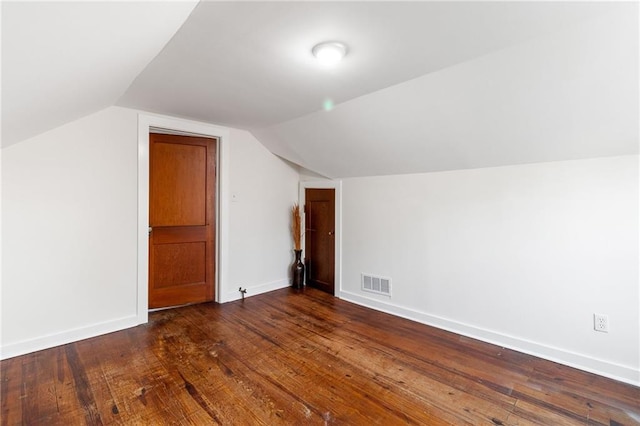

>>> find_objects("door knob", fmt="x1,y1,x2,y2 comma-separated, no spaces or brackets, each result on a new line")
148,226,153,235
328,230,334,236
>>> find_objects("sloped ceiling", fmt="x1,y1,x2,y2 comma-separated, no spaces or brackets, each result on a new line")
253,4,639,177
1,1,198,147
3,1,638,178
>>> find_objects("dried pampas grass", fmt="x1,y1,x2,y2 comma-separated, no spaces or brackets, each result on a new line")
291,203,302,250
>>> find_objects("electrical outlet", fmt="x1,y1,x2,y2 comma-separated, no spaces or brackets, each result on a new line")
594,313,609,333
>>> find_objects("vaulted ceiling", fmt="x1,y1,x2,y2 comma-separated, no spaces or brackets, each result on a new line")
3,1,638,178
1,1,199,148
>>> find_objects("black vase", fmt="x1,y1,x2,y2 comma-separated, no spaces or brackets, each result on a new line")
291,249,305,289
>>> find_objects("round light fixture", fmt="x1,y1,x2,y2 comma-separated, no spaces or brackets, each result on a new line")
312,41,347,66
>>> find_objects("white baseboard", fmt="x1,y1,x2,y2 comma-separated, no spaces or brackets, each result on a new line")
219,278,290,303
2,280,291,359
339,290,639,387
5,288,636,387
0,315,140,360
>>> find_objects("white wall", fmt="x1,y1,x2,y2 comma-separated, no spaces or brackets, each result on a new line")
224,128,299,302
2,107,139,357
0,149,4,348
1,106,300,358
340,155,639,385
299,166,330,182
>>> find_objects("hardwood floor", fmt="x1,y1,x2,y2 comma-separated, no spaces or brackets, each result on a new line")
2,287,638,425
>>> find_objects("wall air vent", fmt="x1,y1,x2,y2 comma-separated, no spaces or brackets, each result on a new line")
361,273,391,296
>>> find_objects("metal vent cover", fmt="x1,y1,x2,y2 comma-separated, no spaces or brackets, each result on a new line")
361,273,391,296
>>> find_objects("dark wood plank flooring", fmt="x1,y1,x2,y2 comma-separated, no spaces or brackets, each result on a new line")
2,287,639,425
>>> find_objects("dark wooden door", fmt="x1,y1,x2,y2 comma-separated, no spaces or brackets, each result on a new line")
305,188,335,294
149,133,216,308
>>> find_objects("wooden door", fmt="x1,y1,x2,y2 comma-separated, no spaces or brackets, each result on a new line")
149,133,216,308
305,188,335,294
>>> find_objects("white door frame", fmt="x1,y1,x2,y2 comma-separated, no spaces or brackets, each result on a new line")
299,180,342,296
137,113,230,324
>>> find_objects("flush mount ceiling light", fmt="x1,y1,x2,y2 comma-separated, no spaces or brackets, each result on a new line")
312,41,348,66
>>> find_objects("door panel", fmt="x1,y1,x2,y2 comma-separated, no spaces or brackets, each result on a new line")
153,242,206,289
305,188,335,294
150,142,207,226
149,133,216,309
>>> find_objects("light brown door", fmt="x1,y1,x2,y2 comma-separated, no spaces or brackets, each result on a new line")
305,188,335,294
149,133,216,308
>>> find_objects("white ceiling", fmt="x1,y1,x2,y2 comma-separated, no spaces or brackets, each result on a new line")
253,3,639,177
1,1,198,147
3,1,638,178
